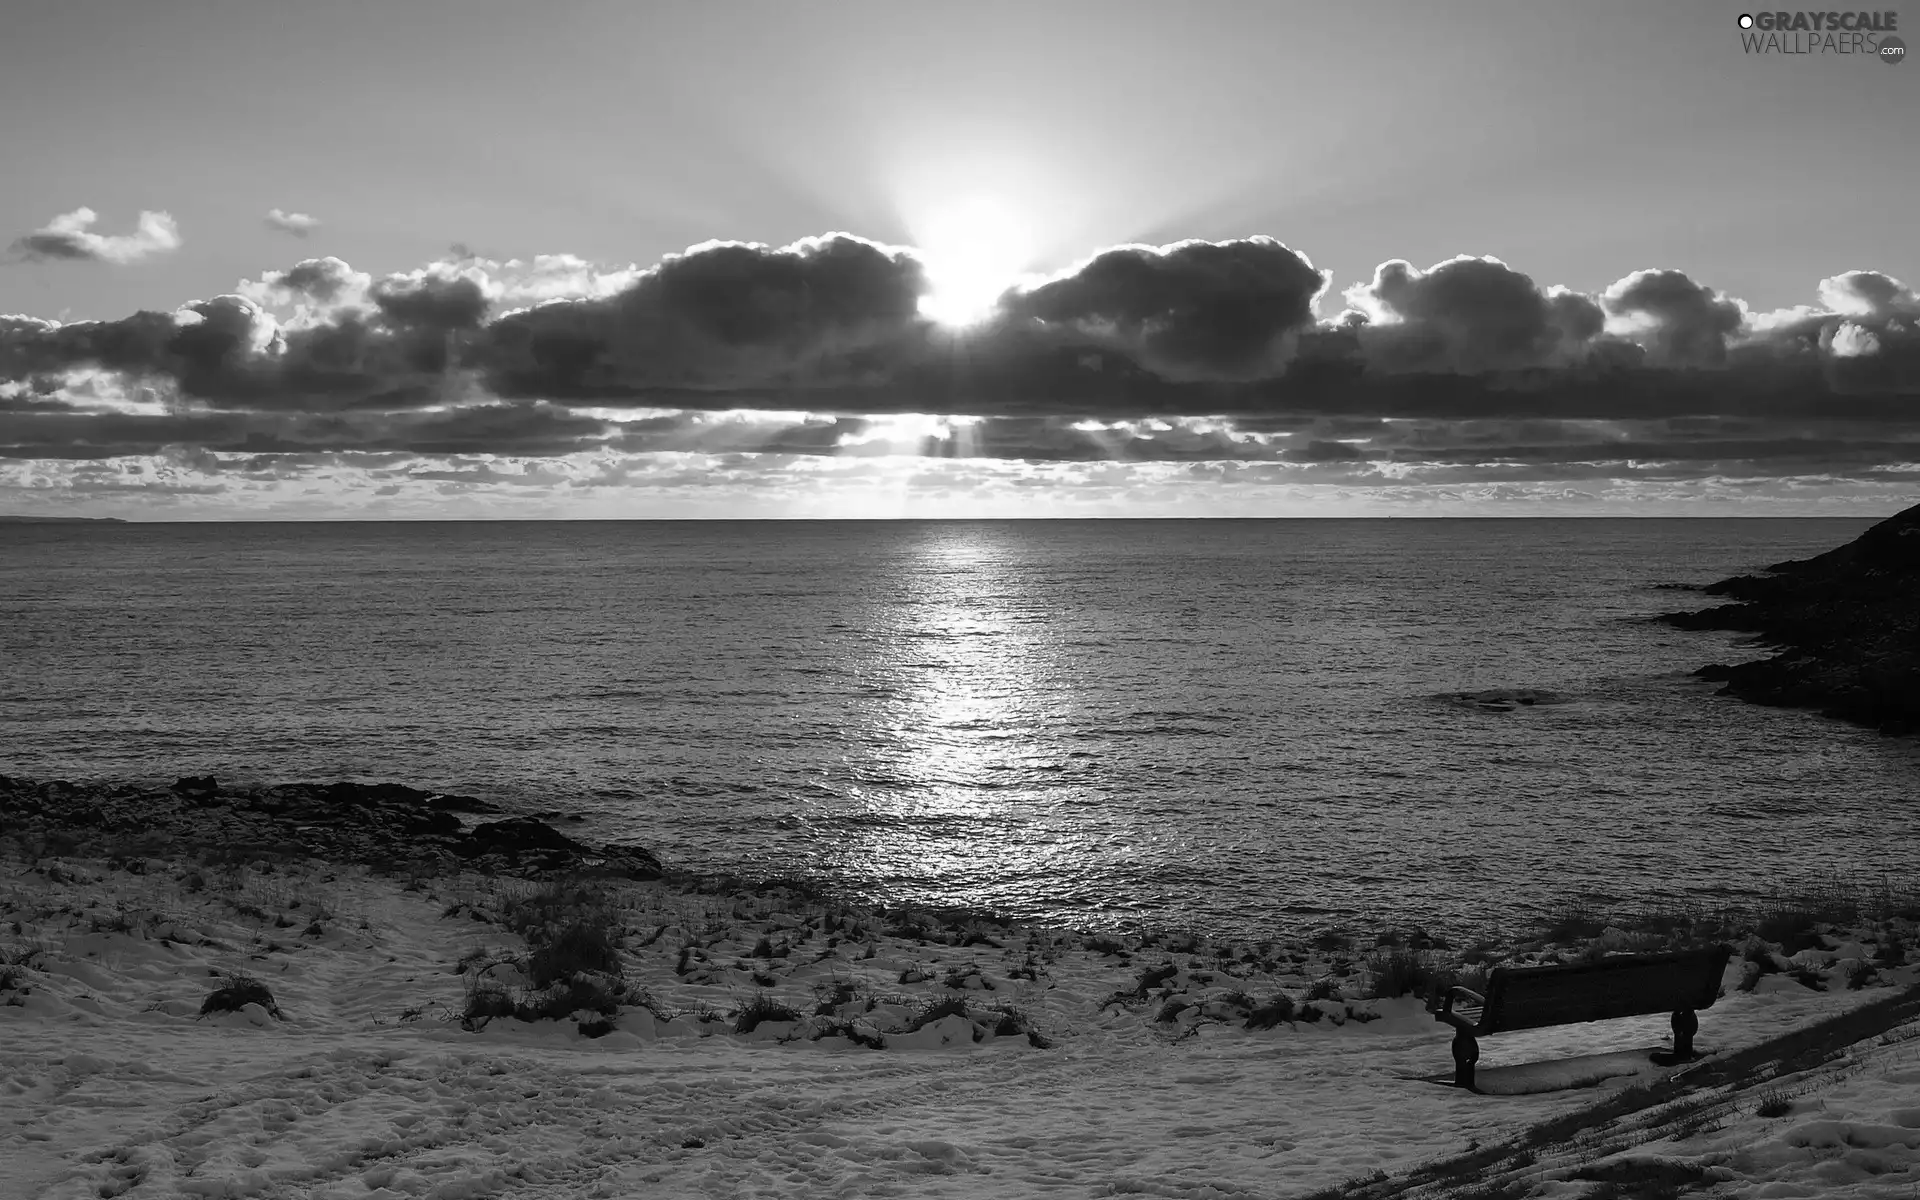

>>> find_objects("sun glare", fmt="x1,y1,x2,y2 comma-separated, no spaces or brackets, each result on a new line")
913,196,1032,327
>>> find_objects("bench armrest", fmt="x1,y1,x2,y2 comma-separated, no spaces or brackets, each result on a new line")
1427,985,1486,1015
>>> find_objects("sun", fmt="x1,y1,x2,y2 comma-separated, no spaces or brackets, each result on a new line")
912,195,1032,327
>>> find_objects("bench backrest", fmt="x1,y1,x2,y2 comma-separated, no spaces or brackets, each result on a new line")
1482,945,1732,1034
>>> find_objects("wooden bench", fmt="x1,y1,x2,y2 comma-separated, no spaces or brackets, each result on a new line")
1426,944,1733,1091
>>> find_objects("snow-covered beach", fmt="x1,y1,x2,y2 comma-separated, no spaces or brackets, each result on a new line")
5,808,1919,1200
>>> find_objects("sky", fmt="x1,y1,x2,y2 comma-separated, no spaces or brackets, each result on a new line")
1,0,1916,519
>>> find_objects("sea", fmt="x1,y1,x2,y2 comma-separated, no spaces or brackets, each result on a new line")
3,518,1914,942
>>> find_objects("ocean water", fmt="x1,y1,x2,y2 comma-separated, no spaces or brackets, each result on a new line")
3,518,1913,941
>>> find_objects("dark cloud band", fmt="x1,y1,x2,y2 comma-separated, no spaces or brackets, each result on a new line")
1,236,1915,480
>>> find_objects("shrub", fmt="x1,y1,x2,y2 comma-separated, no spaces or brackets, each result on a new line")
1621,906,1715,948
629,989,676,1023
1755,891,1853,955
518,975,622,1021
1873,926,1907,966
943,964,985,990
812,979,860,1015
201,974,282,1019
463,979,517,1026
526,921,622,989
87,905,138,935
500,878,616,940
1245,994,1296,1030
1304,977,1343,1002
1755,1087,1794,1118
982,1004,1035,1038
1739,941,1783,992
909,995,971,1032
456,945,496,974
1365,948,1439,998
1454,964,1491,997
461,969,622,1028
1540,903,1608,944
733,993,802,1035
886,911,931,940
1130,962,1179,998
1786,964,1827,992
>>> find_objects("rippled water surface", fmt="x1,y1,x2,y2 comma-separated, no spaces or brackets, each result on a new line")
4,518,1914,939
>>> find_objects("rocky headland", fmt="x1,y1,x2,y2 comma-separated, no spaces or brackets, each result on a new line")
1659,500,1920,734
0,773,664,879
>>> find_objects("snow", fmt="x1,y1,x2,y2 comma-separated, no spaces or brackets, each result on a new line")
2,852,1916,1198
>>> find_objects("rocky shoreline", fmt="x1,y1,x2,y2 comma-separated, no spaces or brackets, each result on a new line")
0,773,664,879
1659,500,1920,735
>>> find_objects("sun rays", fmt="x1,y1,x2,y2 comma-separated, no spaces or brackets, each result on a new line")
909,195,1035,328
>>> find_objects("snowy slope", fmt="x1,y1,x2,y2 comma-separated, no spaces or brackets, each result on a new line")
2,854,1914,1199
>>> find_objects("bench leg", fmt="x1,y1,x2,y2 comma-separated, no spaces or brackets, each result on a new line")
1672,1009,1699,1060
1452,1029,1479,1090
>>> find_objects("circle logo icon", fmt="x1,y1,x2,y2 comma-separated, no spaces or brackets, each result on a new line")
1882,35,1907,63
1738,13,1755,28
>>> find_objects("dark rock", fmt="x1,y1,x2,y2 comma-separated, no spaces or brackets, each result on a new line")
1660,502,1920,734
460,816,590,861
1440,687,1570,708
0,771,665,882
318,782,440,808
426,793,499,815
1657,604,1765,632
390,808,463,838
598,842,666,880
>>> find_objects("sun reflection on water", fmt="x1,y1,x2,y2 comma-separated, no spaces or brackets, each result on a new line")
822,524,1120,913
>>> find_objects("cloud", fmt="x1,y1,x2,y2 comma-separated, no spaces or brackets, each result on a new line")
369,267,491,331
1001,237,1329,378
238,257,375,325
481,233,929,398
264,209,321,238
3,233,1919,515
1830,322,1881,358
1601,269,1747,366
1342,256,1607,373
1818,269,1920,318
9,207,182,265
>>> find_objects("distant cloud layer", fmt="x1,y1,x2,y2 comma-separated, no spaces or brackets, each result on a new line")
263,209,320,238
9,207,182,265
1,230,1917,515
